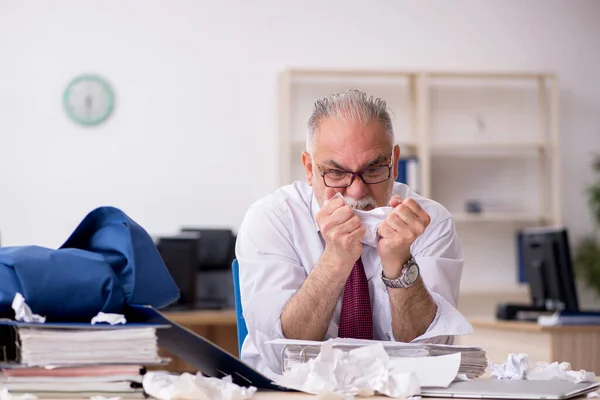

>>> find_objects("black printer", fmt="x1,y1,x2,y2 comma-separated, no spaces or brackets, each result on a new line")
156,228,236,310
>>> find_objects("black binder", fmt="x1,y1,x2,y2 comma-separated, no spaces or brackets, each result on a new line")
127,305,293,392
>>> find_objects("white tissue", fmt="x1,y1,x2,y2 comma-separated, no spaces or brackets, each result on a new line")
490,354,596,383
489,353,529,380
0,389,37,400
91,312,127,325
587,391,600,398
142,371,256,400
332,193,392,247
276,342,420,398
90,397,121,400
528,362,596,383
11,293,46,323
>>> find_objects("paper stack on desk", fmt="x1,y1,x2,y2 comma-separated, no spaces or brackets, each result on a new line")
0,320,170,398
0,365,147,398
269,338,488,379
16,326,165,366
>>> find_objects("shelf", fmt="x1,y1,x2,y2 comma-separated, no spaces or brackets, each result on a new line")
286,69,555,81
431,142,548,157
290,139,418,151
428,71,555,80
452,212,546,223
459,283,529,297
289,69,417,80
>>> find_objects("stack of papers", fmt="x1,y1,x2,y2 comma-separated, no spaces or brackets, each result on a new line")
17,327,165,366
269,338,487,379
0,321,170,398
0,365,147,398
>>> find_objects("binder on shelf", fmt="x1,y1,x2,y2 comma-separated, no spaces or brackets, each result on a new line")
397,156,420,193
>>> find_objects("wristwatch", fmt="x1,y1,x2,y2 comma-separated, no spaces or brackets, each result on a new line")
381,256,420,289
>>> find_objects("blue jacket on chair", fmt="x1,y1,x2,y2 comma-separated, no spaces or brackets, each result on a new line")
0,206,180,321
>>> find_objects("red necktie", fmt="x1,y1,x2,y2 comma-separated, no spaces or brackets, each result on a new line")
338,257,373,340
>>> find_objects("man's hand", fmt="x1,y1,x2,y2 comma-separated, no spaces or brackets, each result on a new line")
315,190,366,271
377,196,431,279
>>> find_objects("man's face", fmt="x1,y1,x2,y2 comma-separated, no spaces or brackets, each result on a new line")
302,118,400,210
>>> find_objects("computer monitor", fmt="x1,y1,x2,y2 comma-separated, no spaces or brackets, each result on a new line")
521,226,580,312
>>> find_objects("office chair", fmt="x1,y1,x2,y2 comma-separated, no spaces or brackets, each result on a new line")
231,259,248,354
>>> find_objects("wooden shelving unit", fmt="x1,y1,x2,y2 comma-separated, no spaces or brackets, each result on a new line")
278,69,561,302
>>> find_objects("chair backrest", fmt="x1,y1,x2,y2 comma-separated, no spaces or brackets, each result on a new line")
231,259,248,355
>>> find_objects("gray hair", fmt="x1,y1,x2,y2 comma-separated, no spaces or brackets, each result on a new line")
306,89,395,154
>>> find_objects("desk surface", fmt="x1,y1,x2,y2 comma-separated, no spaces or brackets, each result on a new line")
253,393,439,399
160,310,600,332
161,309,237,326
470,318,600,333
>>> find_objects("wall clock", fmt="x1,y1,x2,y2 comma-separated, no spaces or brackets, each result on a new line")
63,74,115,126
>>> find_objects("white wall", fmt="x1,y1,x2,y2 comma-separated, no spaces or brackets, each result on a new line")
1,1,599,263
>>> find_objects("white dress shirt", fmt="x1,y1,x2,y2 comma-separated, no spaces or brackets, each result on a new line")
235,181,473,378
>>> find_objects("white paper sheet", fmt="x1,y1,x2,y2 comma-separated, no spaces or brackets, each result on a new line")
388,353,461,388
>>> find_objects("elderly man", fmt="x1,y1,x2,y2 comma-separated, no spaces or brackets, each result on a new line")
235,89,472,377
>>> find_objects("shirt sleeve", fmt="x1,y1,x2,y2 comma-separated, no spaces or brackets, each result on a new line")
235,203,306,375
386,216,473,343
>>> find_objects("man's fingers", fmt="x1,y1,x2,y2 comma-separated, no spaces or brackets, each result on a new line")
401,198,431,227
384,209,411,232
389,195,403,208
377,220,395,238
328,205,354,226
335,214,362,236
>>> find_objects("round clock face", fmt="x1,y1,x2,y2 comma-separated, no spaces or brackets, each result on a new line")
63,74,114,126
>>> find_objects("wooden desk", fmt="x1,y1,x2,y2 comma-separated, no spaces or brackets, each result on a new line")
253,393,429,399
456,319,600,373
159,309,238,372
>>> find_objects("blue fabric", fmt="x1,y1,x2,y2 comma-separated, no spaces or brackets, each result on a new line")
0,206,180,321
231,259,247,354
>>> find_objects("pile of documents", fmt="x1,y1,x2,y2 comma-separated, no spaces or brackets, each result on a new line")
0,364,147,398
17,326,164,366
270,338,488,379
0,323,169,398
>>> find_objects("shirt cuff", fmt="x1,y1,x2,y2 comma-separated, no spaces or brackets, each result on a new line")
387,291,473,343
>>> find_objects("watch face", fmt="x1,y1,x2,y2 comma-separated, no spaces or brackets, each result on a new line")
405,264,419,284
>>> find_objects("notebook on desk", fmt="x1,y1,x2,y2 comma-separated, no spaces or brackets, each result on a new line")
421,379,600,399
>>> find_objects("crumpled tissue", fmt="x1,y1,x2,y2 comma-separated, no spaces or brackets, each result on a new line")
490,354,596,383
11,293,45,323
0,389,37,400
276,342,420,398
90,397,121,400
91,312,127,325
142,371,256,400
332,193,392,247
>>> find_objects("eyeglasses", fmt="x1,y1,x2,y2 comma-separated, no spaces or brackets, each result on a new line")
318,156,394,188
